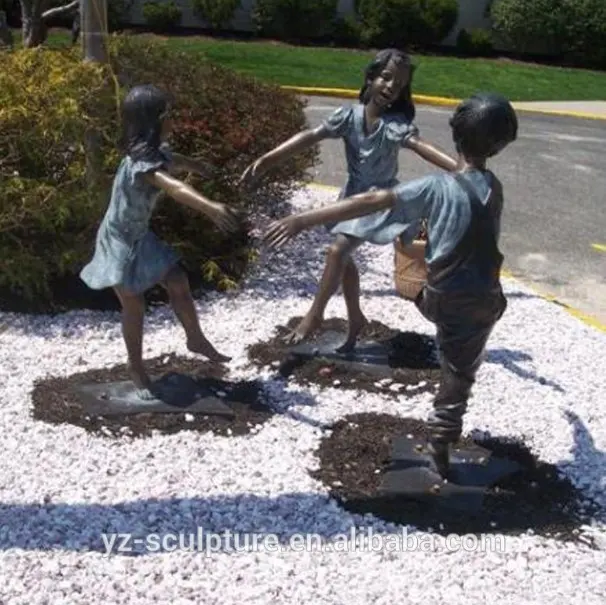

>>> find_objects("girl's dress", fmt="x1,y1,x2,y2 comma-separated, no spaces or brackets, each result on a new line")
321,103,422,245
80,146,180,294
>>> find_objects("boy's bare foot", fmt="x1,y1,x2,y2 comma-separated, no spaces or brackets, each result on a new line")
129,363,156,401
282,313,322,345
335,313,369,353
187,337,231,363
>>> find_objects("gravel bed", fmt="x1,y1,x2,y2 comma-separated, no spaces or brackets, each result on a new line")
0,186,605,604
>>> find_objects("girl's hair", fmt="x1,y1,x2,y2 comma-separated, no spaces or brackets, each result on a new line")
120,84,171,162
359,48,416,122
449,92,518,160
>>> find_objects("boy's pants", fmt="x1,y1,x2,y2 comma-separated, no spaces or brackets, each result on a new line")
415,284,507,445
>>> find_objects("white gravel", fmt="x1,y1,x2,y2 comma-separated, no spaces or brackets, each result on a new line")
0,185,605,604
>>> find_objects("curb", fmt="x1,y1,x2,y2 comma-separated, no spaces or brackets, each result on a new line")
281,86,606,122
498,269,606,334
305,181,606,335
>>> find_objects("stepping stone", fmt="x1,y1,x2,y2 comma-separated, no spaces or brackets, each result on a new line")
284,329,394,378
71,372,236,418
379,434,522,513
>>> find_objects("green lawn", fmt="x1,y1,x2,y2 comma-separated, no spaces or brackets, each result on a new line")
35,30,606,101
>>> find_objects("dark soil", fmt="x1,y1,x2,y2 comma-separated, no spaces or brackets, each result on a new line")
31,353,274,439
248,317,441,397
312,412,602,545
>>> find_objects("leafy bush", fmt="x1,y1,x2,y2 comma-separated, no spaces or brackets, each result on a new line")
252,0,339,41
490,0,568,55
0,50,118,308
421,0,460,42
564,0,606,69
456,28,494,56
490,0,606,67
142,1,182,30
192,0,241,30
108,0,135,30
358,0,458,49
331,13,363,47
0,35,318,311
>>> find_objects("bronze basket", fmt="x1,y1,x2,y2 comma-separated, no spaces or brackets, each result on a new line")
393,238,427,300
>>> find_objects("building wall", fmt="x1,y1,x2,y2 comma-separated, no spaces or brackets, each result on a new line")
126,0,494,47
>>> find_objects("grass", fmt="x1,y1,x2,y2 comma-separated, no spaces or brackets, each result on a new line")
24,29,606,101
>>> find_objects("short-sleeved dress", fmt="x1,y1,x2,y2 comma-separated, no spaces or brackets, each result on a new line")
80,146,180,295
320,103,421,245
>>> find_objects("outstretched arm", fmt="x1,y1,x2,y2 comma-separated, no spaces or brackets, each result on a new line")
170,152,218,180
406,136,458,172
239,125,328,188
263,189,396,249
145,170,240,234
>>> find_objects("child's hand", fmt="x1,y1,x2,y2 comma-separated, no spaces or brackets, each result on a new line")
238,158,265,189
208,202,241,234
263,216,302,249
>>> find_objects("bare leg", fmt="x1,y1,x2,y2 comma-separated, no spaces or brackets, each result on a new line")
114,286,155,399
284,234,363,345
336,257,368,352
161,266,231,363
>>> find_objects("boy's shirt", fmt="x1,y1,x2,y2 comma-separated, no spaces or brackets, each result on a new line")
388,169,504,292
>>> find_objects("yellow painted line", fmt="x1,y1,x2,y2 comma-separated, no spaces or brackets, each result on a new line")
514,108,606,121
500,270,605,333
282,86,359,100
281,86,606,122
282,85,458,107
591,243,606,252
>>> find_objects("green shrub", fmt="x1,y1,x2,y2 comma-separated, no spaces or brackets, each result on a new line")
564,0,606,69
421,0,460,42
252,0,339,41
456,28,494,56
142,0,182,30
490,0,606,67
331,13,363,47
490,0,568,55
108,0,135,30
358,0,458,49
192,0,241,30
0,35,318,311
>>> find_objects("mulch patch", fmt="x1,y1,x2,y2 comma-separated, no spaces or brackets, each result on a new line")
31,353,274,439
248,317,441,397
312,412,601,545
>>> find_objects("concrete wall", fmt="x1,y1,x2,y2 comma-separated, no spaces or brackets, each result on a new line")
126,0,494,47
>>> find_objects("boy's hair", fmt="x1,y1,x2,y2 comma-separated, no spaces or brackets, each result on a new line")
449,92,518,159
359,48,416,122
120,84,171,162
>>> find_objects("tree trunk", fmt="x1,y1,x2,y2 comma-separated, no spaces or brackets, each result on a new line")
20,0,80,48
20,0,47,47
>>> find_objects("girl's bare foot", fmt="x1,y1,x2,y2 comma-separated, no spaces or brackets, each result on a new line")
282,313,322,345
128,363,156,400
187,337,231,363
336,313,369,353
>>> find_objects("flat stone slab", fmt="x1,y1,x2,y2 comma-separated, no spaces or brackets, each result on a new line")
71,372,236,418
379,435,522,513
284,329,397,379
